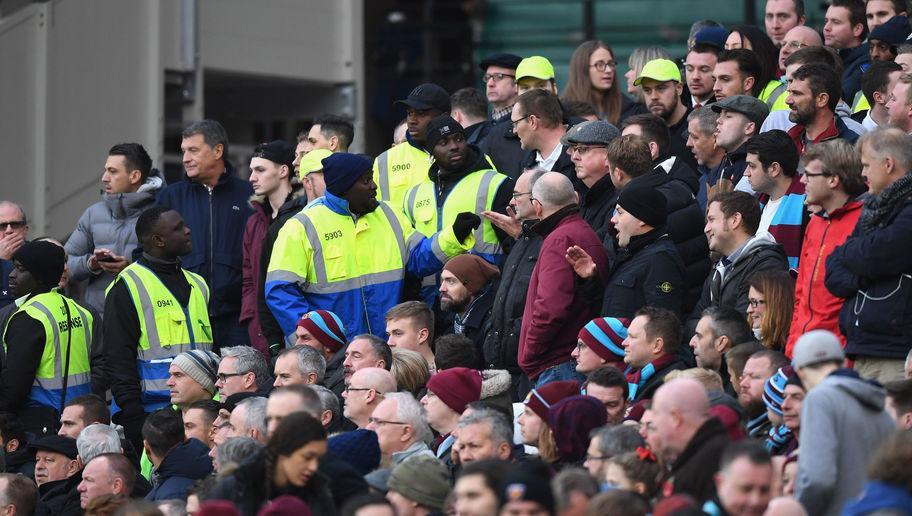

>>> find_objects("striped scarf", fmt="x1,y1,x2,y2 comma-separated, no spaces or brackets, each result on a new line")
625,354,677,400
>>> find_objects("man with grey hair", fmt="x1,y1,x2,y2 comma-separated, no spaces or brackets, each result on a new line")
310,384,342,431
452,408,513,464
264,384,322,437
519,172,609,388
342,334,392,385
686,107,726,211
226,396,268,443
0,200,28,309
216,346,270,398
584,425,645,480
273,344,326,387
156,119,254,349
76,424,153,497
552,468,599,516
827,127,912,383
367,392,434,466
481,168,547,396
0,472,37,516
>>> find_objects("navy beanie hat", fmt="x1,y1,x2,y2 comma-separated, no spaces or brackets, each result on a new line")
326,428,381,476
323,153,373,197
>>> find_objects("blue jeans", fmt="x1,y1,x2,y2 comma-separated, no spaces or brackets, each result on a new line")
534,360,583,389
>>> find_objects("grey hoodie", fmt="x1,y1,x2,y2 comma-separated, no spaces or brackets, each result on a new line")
65,171,164,315
795,370,895,516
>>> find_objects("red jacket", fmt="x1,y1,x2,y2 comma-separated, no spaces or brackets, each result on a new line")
786,199,862,357
519,207,609,380
241,198,273,358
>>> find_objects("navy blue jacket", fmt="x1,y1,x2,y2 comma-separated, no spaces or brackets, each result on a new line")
156,162,254,318
146,438,213,501
826,198,912,360
600,230,686,318
0,259,14,308
839,44,869,105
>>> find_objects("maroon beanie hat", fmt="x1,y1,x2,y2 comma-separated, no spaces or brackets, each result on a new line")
523,380,580,421
296,310,347,352
426,367,483,413
257,496,312,516
443,254,501,296
197,501,241,516
547,395,607,462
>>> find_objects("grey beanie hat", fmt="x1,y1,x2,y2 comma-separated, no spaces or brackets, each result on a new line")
792,330,845,369
172,349,220,395
387,455,450,511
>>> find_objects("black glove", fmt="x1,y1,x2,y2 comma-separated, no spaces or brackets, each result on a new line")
452,212,481,241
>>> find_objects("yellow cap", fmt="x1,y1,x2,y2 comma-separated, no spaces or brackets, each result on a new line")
516,56,555,81
298,149,333,177
634,58,682,86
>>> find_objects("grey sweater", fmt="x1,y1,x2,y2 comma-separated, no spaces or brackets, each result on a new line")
795,370,895,516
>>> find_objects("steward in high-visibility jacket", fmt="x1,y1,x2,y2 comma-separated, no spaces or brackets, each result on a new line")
373,83,452,209
103,206,212,451
0,241,94,436
403,116,513,302
266,153,481,342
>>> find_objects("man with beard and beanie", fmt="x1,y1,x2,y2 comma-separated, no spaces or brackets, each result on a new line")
30,435,82,516
0,240,95,437
438,254,500,360
374,83,452,210
785,63,861,155
567,185,686,319
266,152,480,342
104,206,213,453
403,114,511,304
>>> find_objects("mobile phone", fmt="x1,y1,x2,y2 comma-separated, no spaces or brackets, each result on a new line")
98,255,118,263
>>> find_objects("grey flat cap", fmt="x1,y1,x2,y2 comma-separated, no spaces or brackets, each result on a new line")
711,95,770,128
561,120,620,146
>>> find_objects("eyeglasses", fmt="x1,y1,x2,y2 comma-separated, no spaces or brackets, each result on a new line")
566,145,606,156
748,298,766,308
367,417,408,426
590,60,617,72
484,73,515,82
511,191,532,200
511,114,533,128
585,454,611,462
343,386,373,394
782,40,808,50
803,171,831,178
0,221,26,231
216,372,245,382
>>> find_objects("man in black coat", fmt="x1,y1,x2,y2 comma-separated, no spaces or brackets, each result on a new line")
438,254,500,364
562,120,620,239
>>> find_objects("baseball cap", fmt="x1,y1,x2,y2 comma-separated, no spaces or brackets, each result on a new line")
711,95,770,128
516,56,555,81
395,83,451,112
634,59,682,86
298,149,333,176
792,330,845,369
560,120,620,146
480,53,523,71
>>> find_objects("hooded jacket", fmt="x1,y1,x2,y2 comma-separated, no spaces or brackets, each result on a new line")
795,370,895,516
786,199,862,357
65,170,164,315
839,44,870,105
146,438,214,501
689,233,789,333
242,182,306,357
156,161,254,319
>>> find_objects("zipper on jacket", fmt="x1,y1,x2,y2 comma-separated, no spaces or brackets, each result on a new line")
208,186,214,307
801,220,831,335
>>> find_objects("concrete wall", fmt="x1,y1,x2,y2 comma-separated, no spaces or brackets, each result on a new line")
0,0,363,238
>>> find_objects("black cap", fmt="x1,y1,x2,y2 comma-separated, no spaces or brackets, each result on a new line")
395,83,451,112
28,435,78,459
479,53,522,71
424,115,466,151
219,391,263,414
252,140,295,171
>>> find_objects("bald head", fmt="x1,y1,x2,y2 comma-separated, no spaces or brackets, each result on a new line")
654,378,710,419
351,367,397,394
785,26,821,47
650,378,712,462
763,497,808,516
530,172,577,217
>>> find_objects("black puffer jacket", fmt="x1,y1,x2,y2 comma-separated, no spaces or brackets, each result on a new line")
579,175,616,240
628,168,711,312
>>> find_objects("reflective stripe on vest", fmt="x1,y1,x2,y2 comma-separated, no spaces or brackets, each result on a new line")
373,143,432,207
405,169,506,258
2,291,92,409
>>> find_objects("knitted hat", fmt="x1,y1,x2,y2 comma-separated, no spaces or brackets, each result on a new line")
785,367,804,390
172,349,220,395
442,255,501,297
792,330,844,369
28,435,78,459
12,240,65,287
387,456,450,511
523,380,580,421
499,460,555,512
763,366,792,416
364,468,392,493
424,115,466,151
323,153,373,197
252,140,295,171
256,496,311,516
547,395,607,462
198,501,241,516
327,429,381,476
426,367,483,413
297,310,347,352
578,317,629,362
870,15,912,45
617,185,667,228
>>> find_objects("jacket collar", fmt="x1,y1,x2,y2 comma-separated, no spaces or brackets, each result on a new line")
583,174,615,203
621,227,667,254
531,204,579,236
787,114,840,154
817,197,864,219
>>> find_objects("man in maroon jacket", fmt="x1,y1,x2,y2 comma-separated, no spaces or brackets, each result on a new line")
518,172,609,388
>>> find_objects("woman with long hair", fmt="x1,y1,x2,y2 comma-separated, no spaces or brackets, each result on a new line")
725,26,784,105
206,412,336,515
563,40,643,124
746,270,795,351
